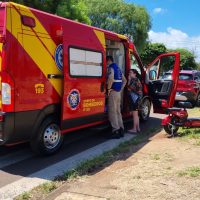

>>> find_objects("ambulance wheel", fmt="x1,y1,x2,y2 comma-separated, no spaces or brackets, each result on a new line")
30,117,64,155
139,98,151,121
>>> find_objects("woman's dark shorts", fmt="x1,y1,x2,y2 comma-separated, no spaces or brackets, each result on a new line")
128,95,139,111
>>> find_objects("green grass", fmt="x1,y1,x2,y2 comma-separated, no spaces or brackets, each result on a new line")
40,182,57,193
151,153,160,160
15,192,32,200
178,128,200,145
15,182,58,200
177,167,200,177
176,108,200,144
15,126,161,200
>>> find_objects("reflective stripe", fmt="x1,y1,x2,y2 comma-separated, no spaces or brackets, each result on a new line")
113,80,122,82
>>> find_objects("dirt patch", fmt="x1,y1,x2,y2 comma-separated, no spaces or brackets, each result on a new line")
53,130,200,200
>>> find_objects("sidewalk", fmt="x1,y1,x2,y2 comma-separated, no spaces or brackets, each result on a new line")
46,130,200,200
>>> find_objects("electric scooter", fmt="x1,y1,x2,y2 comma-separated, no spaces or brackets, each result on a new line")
162,102,200,136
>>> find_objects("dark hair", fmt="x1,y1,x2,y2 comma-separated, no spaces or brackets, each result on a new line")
106,55,113,62
130,69,138,75
130,69,140,78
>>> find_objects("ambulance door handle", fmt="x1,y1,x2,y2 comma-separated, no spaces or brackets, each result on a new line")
100,82,105,92
47,74,63,79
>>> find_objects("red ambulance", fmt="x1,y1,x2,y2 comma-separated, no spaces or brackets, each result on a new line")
0,2,180,155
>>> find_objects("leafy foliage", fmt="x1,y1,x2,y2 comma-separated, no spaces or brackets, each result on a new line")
83,0,151,51
140,43,167,65
197,63,200,70
141,42,198,69
11,0,91,24
168,48,197,70
56,0,91,24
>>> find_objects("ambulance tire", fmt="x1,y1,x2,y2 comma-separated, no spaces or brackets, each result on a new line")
30,117,64,155
139,98,151,122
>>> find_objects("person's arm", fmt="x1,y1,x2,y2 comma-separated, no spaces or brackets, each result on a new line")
121,73,127,90
107,67,114,95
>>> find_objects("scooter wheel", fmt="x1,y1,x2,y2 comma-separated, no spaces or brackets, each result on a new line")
164,124,179,136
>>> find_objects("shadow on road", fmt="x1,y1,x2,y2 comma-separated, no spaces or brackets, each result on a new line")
0,116,163,187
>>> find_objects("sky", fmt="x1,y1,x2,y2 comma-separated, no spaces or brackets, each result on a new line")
127,0,200,62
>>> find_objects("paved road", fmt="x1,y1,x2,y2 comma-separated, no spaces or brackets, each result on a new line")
0,112,165,199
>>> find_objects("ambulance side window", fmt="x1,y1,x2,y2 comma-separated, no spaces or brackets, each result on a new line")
69,47,103,77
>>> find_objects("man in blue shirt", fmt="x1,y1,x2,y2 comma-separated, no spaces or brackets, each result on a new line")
106,55,127,139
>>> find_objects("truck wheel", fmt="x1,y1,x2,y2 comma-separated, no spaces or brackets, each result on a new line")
30,117,64,155
139,98,151,122
163,123,179,136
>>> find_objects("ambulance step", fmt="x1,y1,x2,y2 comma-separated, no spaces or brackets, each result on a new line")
89,123,110,131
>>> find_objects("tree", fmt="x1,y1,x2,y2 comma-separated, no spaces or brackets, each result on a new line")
56,0,91,24
83,0,151,52
10,0,56,11
168,48,197,70
140,43,167,65
197,63,200,70
140,43,198,70
11,0,91,24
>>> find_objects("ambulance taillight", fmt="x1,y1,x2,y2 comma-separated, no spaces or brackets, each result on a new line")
1,72,14,112
2,82,11,104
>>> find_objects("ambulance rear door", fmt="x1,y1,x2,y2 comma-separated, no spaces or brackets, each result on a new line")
61,45,106,130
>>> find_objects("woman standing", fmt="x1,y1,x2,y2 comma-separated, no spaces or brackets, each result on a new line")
127,69,143,133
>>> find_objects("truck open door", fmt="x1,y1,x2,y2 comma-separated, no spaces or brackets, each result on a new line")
146,53,180,113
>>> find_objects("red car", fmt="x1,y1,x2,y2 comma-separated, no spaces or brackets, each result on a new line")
163,70,200,107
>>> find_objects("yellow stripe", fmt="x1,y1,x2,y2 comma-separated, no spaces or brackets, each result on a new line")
7,3,62,96
94,30,106,50
117,34,128,40
6,3,12,40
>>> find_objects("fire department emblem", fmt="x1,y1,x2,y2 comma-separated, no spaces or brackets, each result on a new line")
67,89,80,110
55,44,63,71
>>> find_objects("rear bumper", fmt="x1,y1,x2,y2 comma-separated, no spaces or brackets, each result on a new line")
0,112,14,145
0,110,39,145
0,104,60,146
